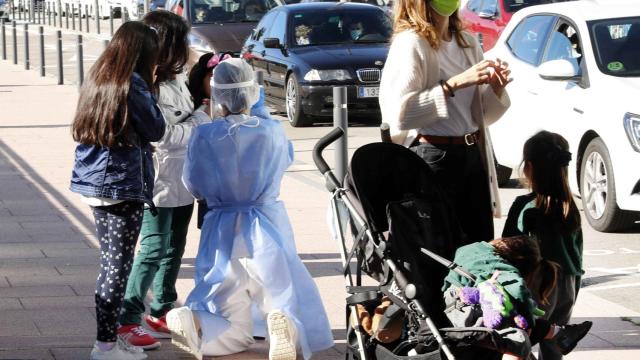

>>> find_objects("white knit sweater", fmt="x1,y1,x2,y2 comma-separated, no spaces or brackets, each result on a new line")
379,30,511,216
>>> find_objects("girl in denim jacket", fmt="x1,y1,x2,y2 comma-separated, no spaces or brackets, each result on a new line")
69,22,164,360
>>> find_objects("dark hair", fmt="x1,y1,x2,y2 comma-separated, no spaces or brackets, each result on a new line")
188,52,215,107
522,131,581,233
143,10,190,87
71,21,159,147
491,236,560,305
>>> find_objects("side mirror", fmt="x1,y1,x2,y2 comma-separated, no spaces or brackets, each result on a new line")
478,10,496,20
263,38,281,49
538,59,580,81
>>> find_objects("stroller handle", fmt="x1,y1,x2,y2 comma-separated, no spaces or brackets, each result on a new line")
313,127,343,190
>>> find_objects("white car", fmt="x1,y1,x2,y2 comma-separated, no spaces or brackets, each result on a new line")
487,0,640,232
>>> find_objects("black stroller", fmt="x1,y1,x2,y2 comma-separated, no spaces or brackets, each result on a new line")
312,128,529,360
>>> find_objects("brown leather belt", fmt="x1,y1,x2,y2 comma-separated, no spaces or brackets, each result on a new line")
417,131,480,146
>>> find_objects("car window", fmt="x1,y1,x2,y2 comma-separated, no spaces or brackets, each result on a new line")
502,0,544,14
190,0,280,24
542,22,582,68
252,11,277,41
467,0,482,13
507,15,555,66
290,7,392,46
589,17,640,77
479,0,498,17
267,11,288,43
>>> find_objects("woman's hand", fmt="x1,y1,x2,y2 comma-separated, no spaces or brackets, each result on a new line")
487,58,513,97
202,99,212,118
447,59,496,93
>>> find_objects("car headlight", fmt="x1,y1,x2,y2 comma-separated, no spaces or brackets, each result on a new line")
624,112,640,153
188,34,214,54
304,69,352,82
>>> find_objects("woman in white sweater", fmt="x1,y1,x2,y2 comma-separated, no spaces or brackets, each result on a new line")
379,0,511,244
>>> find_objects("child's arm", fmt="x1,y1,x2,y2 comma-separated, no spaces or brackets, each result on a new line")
128,76,166,143
250,86,270,120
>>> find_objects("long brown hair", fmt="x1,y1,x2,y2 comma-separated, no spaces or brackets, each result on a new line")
393,0,469,49
143,10,190,87
522,131,581,233
71,21,159,147
491,236,560,305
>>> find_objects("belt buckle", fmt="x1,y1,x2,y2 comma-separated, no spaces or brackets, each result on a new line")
464,133,476,146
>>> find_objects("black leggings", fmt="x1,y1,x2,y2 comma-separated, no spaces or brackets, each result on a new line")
91,201,144,342
530,318,553,345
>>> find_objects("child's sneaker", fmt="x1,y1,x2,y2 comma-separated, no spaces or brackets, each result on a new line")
166,307,202,359
117,324,161,350
267,310,297,360
144,314,172,339
553,321,593,355
90,340,148,360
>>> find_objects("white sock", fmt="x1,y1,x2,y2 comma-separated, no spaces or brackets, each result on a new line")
96,341,116,352
553,325,563,337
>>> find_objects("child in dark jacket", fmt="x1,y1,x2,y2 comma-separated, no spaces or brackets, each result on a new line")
443,236,591,360
69,22,164,360
503,131,584,360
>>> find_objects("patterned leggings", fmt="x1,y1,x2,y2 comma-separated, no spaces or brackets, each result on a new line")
91,201,144,342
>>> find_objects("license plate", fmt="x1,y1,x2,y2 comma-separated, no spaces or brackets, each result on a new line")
358,86,380,98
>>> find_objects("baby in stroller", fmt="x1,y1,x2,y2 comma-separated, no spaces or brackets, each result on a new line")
443,235,592,359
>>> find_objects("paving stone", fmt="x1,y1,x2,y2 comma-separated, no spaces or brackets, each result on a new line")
55,265,96,276
0,285,75,298
19,296,93,310
28,309,95,337
0,277,9,288
41,248,96,259
0,245,44,260
0,266,58,278
0,224,31,243
0,349,54,359
69,284,96,297
0,335,94,350
0,298,23,311
50,348,91,360
6,274,95,287
0,215,63,224
0,312,40,337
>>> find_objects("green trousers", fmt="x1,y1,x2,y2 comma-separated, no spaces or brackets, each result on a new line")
119,204,193,325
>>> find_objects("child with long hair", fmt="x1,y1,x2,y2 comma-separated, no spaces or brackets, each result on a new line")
503,131,585,360
69,21,164,360
443,236,591,359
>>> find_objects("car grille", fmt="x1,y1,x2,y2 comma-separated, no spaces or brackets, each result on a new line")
356,68,381,83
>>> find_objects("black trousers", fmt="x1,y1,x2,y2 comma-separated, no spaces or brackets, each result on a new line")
412,142,494,244
91,201,144,342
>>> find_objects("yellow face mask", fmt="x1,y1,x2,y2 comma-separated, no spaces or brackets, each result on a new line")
430,0,460,17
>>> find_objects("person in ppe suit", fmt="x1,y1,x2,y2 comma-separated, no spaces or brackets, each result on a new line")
166,58,334,360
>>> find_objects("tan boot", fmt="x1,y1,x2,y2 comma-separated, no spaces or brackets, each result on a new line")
353,304,374,335
371,297,403,343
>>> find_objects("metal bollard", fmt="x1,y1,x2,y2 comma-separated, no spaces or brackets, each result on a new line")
84,5,88,33
23,23,29,70
29,0,33,22
71,4,75,30
78,2,82,31
57,0,61,29
37,0,41,24
77,34,83,89
56,29,63,84
52,1,56,26
39,25,44,76
47,2,51,25
12,20,16,65
1,19,6,61
109,6,113,36
93,0,99,34
65,3,69,29
18,0,21,20
144,0,149,15
333,86,348,181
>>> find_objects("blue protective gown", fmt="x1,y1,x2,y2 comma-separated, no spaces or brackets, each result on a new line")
182,111,334,358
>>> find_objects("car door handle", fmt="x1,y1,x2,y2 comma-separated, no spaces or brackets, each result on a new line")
573,107,584,114
260,50,266,57
527,89,538,95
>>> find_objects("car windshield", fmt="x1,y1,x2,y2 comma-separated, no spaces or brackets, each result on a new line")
589,17,640,77
290,8,392,46
502,0,544,14
190,0,280,24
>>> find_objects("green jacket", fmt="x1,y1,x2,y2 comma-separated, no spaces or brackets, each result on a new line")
503,193,584,276
442,242,538,325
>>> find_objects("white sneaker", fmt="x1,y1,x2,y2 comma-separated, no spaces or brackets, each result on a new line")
117,337,147,359
89,340,148,360
166,307,202,360
267,310,297,360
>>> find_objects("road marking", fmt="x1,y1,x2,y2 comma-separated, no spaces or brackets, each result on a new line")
585,266,640,275
582,282,640,292
584,248,640,256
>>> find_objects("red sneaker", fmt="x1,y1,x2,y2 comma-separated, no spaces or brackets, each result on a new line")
144,314,172,339
117,324,161,350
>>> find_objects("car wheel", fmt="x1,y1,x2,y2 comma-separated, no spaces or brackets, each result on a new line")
580,137,634,232
286,74,312,127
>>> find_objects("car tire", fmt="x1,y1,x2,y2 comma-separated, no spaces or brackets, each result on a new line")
286,74,312,127
580,137,635,232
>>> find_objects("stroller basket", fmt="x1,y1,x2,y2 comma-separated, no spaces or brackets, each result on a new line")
313,129,525,360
